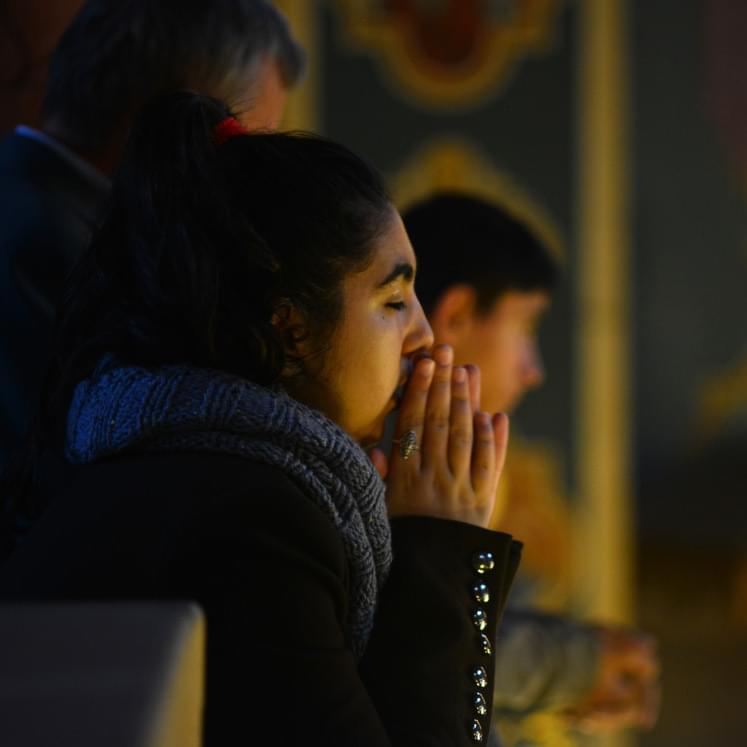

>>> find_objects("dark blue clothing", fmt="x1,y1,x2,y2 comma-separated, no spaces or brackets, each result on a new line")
0,131,108,466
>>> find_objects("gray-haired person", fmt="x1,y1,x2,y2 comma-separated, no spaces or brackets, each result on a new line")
0,0,304,467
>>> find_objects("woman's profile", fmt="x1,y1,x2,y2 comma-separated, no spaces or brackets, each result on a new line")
0,92,521,745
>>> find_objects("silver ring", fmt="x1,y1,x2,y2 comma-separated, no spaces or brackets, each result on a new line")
393,430,419,460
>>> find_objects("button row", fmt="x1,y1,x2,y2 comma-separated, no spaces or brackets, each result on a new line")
468,550,496,742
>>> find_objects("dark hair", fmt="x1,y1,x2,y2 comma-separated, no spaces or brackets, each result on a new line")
51,90,392,396
403,192,560,315
0,91,392,541
41,0,305,152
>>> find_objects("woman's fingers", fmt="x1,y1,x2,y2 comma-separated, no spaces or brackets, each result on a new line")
466,364,481,412
489,413,509,497
390,356,434,473
421,345,453,469
386,353,509,530
471,412,509,499
447,366,473,477
470,411,495,497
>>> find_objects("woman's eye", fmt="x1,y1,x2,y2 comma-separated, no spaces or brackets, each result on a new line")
386,301,407,311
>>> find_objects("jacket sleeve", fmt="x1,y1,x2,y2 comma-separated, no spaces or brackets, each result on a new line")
360,516,522,745
190,472,521,746
491,609,601,715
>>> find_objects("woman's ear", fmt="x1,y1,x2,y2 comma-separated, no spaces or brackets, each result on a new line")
271,302,311,359
428,284,478,346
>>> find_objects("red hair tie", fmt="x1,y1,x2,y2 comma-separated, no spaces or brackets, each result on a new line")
214,116,248,146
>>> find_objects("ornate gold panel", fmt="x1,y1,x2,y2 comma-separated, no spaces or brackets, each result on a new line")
390,135,564,259
333,0,564,108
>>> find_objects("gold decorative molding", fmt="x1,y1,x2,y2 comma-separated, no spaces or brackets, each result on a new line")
390,135,564,260
333,0,563,109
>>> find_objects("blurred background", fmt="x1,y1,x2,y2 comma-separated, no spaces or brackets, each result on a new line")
1,1,745,745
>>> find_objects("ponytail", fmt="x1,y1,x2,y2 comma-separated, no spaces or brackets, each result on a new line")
2,90,392,536
55,92,285,389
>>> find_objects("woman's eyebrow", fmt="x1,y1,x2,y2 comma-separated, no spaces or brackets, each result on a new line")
377,262,414,288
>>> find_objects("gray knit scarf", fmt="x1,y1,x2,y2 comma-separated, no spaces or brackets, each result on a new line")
65,360,392,657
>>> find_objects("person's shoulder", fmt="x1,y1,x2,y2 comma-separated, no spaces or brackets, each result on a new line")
0,131,105,237
79,451,343,551
80,451,311,505
0,131,66,191
2,452,347,593
0,134,53,218
0,135,87,266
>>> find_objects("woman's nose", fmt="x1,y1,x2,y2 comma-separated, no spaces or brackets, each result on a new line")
407,300,434,355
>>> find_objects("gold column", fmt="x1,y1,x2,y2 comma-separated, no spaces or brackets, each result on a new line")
576,1,633,740
274,0,321,132
575,0,634,740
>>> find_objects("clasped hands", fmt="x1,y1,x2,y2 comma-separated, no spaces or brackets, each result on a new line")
370,344,508,529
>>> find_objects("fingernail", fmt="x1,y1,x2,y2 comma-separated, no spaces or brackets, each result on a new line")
420,358,435,376
435,345,453,365
453,366,466,383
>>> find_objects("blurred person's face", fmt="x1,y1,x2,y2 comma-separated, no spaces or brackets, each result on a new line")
238,56,288,131
284,212,434,446
429,287,549,414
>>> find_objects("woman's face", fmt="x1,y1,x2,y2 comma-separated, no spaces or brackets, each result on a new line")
289,211,433,446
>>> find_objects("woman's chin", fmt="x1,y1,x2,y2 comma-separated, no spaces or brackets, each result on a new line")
357,415,389,450
358,429,383,451
350,396,399,450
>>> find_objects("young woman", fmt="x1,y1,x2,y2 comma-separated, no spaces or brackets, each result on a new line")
0,92,521,745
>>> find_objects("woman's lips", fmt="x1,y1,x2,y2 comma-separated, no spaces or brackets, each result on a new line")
393,358,414,407
392,352,434,408
393,387,405,409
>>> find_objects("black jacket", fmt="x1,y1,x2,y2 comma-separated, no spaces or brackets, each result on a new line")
0,131,108,464
0,452,521,745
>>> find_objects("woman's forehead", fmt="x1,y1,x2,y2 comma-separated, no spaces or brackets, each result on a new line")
371,215,417,277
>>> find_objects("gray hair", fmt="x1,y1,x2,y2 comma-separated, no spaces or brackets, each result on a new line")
42,0,305,151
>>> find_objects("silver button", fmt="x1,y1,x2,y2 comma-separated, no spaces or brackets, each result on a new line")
472,608,488,631
470,719,484,742
472,551,495,574
473,692,488,716
472,665,488,688
472,581,490,604
479,633,492,655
